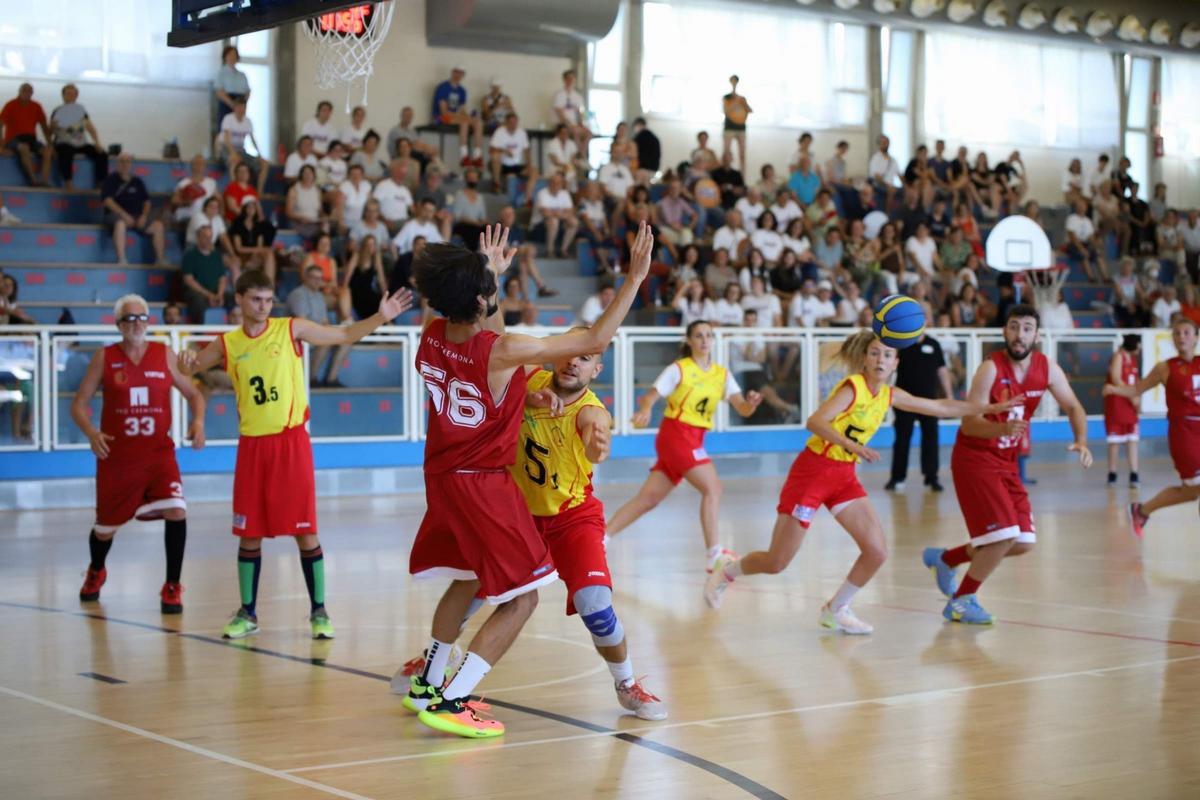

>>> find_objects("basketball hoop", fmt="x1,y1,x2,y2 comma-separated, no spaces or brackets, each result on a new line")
302,1,395,111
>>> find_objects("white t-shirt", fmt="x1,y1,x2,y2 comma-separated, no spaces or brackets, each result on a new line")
652,362,740,399
713,299,745,326
578,198,606,225
489,126,530,166
1065,213,1095,241
1061,169,1083,193
741,293,782,328
730,334,767,375
577,294,609,325
835,296,867,325
1153,297,1182,328
673,295,717,327
750,229,784,263
532,187,573,226
219,113,253,152
905,236,937,277
284,152,319,180
712,226,748,260
372,179,414,222
173,176,217,222
789,293,832,327
186,212,227,245
547,137,578,170
1040,301,1075,330
392,219,443,255
341,123,368,151
300,118,338,154
783,234,812,257
734,198,765,231
553,88,585,125
867,152,900,186
1084,163,1110,196
318,155,347,187
598,162,633,199
772,199,803,229
338,178,373,223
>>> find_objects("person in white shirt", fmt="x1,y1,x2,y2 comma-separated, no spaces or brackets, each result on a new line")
713,283,746,326
712,209,749,265
673,279,717,326
749,210,784,265
1064,197,1105,282
185,195,233,256
215,99,267,194
300,100,338,155
341,105,368,153
317,140,348,190
1084,153,1111,199
546,123,586,190
349,199,392,257
283,135,319,182
867,134,901,202
488,113,537,203
552,69,590,151
833,280,867,326
770,190,803,230
337,163,373,227
577,283,616,325
1152,284,1181,328
598,159,634,203
734,187,765,232
392,199,444,255
740,274,782,327
1061,157,1085,206
532,172,578,257
372,159,415,234
170,153,217,225
788,279,822,327
904,223,940,282
1037,288,1075,330
809,280,838,326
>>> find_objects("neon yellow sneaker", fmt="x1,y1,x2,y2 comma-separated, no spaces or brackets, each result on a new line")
402,675,441,713
309,608,335,640
221,608,259,639
418,697,505,738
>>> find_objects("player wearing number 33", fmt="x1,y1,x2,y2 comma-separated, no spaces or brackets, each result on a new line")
704,329,1024,634
179,270,413,641
71,294,207,614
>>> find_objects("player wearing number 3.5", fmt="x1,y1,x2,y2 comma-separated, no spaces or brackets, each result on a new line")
180,270,412,641
705,330,1022,633
606,320,762,573
70,294,206,614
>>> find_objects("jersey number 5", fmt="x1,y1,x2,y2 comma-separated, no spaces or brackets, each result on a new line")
420,362,486,428
523,437,551,485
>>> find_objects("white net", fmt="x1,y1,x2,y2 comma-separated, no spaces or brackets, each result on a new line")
302,1,395,110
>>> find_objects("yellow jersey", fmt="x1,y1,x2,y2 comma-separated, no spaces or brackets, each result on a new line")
222,317,310,437
660,357,735,431
806,373,892,463
511,370,607,516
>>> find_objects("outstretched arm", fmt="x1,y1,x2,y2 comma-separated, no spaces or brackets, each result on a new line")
892,386,1023,419
479,224,518,335
631,388,661,428
729,391,763,417
178,336,226,377
292,288,413,346
1105,360,1167,399
957,359,1021,440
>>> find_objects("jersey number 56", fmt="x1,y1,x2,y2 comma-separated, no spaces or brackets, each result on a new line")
419,362,486,428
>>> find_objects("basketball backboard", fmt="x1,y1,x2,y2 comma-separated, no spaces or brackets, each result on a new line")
985,215,1053,273
168,0,375,47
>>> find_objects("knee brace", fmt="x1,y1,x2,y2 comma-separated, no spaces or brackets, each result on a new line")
574,585,624,648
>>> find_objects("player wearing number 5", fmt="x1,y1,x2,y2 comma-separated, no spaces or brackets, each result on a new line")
606,320,762,574
179,270,412,641
71,294,206,614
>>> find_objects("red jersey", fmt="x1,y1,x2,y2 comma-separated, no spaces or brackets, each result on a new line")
99,342,175,457
417,318,528,474
1164,356,1200,420
1103,350,1139,426
955,350,1049,464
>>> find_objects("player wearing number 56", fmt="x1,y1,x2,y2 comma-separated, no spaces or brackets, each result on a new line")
178,270,413,642
70,294,207,615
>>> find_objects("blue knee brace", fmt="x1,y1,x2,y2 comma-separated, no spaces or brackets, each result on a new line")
574,585,624,647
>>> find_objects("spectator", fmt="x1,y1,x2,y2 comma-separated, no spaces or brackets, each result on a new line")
824,139,850,187
671,243,703,290
285,164,328,241
287,263,348,386
903,144,935,208
631,117,661,184
886,329,952,492
349,199,391,259
782,157,818,207
578,282,617,325
710,150,746,210
704,248,738,299
319,140,351,204
228,197,277,283
787,132,819,175
547,123,586,189
415,168,453,240
841,182,877,224
949,283,985,328
655,177,697,256
1037,287,1074,330
781,217,814,262
721,74,751,171
939,225,972,272
844,218,880,292
0,272,34,324
713,283,745,326
480,78,514,133
1111,257,1147,327
928,139,951,194
811,280,838,326
830,280,865,326
894,185,928,241
610,121,637,167
0,82,51,186
283,135,319,182
531,172,578,257
498,204,556,298
876,222,908,293
214,45,250,123
162,303,184,325
393,198,444,255
300,99,338,154
673,279,716,326
1152,284,1181,328
1093,179,1129,256
1126,182,1155,255
300,232,346,314
756,164,780,204
552,69,590,152
451,167,488,248
946,146,974,208
186,195,235,262
341,105,368,152
101,152,167,266
390,235,424,293
1180,209,1200,284
386,137,422,191
813,227,844,279
341,233,388,321
349,129,388,181
171,153,217,229
805,188,839,240
577,181,614,274
488,113,538,202
741,273,783,327
770,249,803,295
734,186,766,233
498,275,527,325
215,99,267,194
181,224,228,323
1085,153,1111,198
1157,208,1185,274
372,159,415,235
739,248,770,293
750,211,784,266
787,278,818,326
868,134,901,203
1063,197,1106,283
689,130,717,171
337,162,373,228
904,222,941,283
386,106,438,165
712,209,749,264
47,84,105,189
1148,182,1168,223
953,201,984,260
927,197,951,241
220,161,257,222
432,66,484,166
1111,156,1135,200
994,150,1027,208
770,188,802,231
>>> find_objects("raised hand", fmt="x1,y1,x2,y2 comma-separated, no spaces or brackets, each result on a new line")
746,390,763,409
378,287,415,322
480,224,517,276
626,221,654,283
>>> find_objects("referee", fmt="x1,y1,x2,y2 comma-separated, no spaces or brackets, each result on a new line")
886,331,952,492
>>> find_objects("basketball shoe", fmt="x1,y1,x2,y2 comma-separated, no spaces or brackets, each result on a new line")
703,555,735,609
706,547,737,574
819,603,874,635
402,675,442,713
221,608,260,639
1129,502,1148,539
922,547,959,597
79,567,106,602
309,608,335,640
616,677,667,720
943,594,994,625
418,697,505,738
390,645,464,695
160,582,183,614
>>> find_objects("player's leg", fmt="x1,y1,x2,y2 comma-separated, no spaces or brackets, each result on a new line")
81,525,117,601
682,462,726,565
294,533,333,638
1127,438,1139,485
1137,484,1200,516
401,579,482,709
224,535,263,638
576,585,666,720
1107,441,1119,483
1131,429,1200,535
161,507,186,614
707,512,805,607
606,470,676,537
819,497,887,634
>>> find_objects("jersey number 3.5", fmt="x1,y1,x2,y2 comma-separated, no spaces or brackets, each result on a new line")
420,361,485,428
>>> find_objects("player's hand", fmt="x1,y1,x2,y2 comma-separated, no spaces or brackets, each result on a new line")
852,443,881,463
188,420,206,450
1001,418,1028,438
1068,442,1093,469
745,390,763,409
378,287,414,322
626,221,654,284
586,419,611,462
480,224,517,275
988,394,1025,414
178,349,199,377
526,388,564,416
88,430,115,459
631,408,651,429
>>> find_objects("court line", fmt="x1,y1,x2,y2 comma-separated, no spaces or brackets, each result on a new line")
0,684,376,800
0,600,788,800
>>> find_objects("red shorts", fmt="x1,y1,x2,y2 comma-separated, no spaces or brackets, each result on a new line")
1104,419,1139,443
652,418,711,485
533,495,610,616
950,446,1035,545
1168,417,1200,486
232,425,317,538
411,470,558,604
775,449,867,528
94,447,185,533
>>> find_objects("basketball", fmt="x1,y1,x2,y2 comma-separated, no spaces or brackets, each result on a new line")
871,294,925,349
693,177,721,208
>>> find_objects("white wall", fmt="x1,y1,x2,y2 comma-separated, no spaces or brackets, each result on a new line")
0,77,211,161
1161,155,1200,209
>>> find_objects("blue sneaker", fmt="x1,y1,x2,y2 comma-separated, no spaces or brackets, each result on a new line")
943,594,995,625
922,547,958,598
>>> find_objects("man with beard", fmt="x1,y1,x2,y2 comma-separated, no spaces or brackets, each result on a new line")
922,305,1092,624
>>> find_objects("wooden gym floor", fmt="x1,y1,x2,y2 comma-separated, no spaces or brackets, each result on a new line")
1,448,1198,799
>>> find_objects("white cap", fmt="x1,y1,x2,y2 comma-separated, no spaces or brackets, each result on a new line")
817,280,833,291
451,64,466,73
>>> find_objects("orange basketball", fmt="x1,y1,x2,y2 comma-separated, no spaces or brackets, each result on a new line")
694,178,721,209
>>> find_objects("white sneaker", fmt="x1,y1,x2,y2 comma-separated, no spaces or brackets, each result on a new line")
703,556,735,609
616,678,667,721
819,603,874,635
706,547,737,574
0,207,20,225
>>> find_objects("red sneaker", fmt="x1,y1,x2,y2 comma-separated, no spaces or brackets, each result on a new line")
1129,502,1148,540
160,582,184,614
79,567,107,602
402,653,426,677
459,155,472,168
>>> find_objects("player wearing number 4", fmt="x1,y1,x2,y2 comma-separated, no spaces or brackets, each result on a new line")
180,271,412,640
705,330,1021,633
71,294,206,613
606,320,763,574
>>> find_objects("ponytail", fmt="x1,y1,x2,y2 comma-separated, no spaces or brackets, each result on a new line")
834,330,879,374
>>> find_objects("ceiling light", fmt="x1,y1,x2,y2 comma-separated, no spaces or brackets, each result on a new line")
1116,15,1146,42
911,0,945,18
982,0,1008,28
1148,20,1172,45
1180,23,1200,49
1052,7,1080,34
873,0,901,12
832,0,861,9
1085,10,1115,38
947,0,978,23
1017,3,1047,30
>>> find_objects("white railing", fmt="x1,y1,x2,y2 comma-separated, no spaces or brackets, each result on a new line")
0,324,1175,453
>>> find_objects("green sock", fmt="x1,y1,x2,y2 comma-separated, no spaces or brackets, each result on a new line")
300,546,324,612
237,548,261,616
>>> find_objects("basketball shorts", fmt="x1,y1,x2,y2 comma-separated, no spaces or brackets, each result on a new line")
533,495,610,616
1104,418,1139,444
950,447,1035,545
1168,417,1200,486
411,470,558,604
232,425,317,538
94,448,185,533
652,418,711,485
775,449,867,528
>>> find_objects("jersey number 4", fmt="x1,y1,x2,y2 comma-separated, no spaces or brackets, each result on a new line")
420,362,486,428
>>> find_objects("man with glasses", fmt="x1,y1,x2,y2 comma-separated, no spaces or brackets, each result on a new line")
70,294,207,613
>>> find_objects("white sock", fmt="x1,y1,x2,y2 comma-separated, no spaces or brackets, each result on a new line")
723,558,743,580
422,638,453,685
472,146,482,157
830,580,862,611
706,545,722,562
442,652,492,700
459,145,469,157
608,657,634,686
